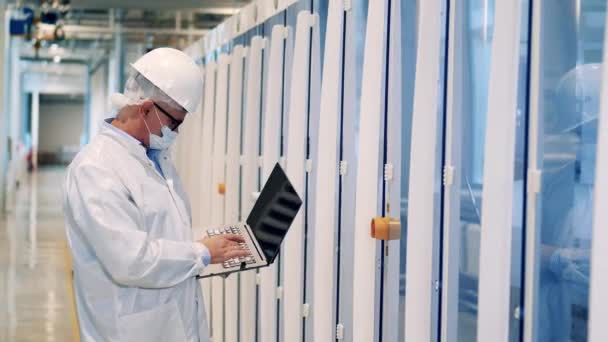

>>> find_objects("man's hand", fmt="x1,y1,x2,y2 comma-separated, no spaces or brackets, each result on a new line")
199,234,250,264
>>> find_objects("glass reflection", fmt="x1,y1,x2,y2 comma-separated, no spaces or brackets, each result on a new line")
537,1,605,340
456,0,495,340
539,63,600,342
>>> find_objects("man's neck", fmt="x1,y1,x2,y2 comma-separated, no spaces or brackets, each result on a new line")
111,118,143,145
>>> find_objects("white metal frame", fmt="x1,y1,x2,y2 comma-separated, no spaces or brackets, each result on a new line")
588,7,608,341
210,53,231,342
311,0,343,340
382,0,402,340
5,37,23,210
199,61,217,322
476,0,523,340
258,23,288,342
523,0,543,341
283,10,317,342
403,0,446,340
239,36,266,342
224,45,247,342
335,1,364,339
441,0,465,340
30,91,39,171
351,0,388,341
186,68,205,237
0,10,9,212
304,7,322,341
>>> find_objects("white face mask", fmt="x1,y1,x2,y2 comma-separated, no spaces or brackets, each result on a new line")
142,106,178,150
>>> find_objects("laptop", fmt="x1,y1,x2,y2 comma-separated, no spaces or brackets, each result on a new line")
198,163,303,278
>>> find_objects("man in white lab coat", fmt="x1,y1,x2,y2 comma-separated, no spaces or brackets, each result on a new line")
63,48,248,342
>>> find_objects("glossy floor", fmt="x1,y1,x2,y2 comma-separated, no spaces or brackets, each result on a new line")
0,167,79,342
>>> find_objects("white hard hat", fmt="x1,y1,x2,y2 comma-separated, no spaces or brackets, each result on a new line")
131,47,203,114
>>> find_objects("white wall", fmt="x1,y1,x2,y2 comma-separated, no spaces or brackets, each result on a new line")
38,98,84,155
22,62,87,95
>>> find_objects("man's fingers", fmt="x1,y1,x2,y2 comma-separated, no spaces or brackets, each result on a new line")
223,234,246,243
222,245,245,253
222,245,250,258
225,250,252,260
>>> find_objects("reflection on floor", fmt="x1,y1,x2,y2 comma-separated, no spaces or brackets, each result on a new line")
0,167,78,342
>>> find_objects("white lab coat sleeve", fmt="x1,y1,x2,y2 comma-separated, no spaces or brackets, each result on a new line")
66,161,206,289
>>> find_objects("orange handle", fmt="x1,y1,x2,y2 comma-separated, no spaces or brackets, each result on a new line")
370,217,401,240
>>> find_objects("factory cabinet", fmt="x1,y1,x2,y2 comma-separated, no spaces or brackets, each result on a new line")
173,0,608,341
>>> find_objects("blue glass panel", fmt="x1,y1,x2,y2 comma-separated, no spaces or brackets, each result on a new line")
456,1,495,340
536,1,606,341
397,0,417,340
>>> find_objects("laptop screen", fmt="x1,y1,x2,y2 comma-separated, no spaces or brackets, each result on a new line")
246,163,303,263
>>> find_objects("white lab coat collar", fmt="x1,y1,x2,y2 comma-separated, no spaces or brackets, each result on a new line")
101,118,141,145
99,119,151,165
100,118,173,174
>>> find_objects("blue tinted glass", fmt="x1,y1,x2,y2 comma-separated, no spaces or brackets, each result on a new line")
456,1,495,340
398,0,417,340
455,1,531,340
510,1,531,340
536,1,605,341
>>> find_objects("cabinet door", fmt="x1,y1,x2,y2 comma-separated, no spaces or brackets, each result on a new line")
239,35,266,342
404,0,449,340
526,1,606,341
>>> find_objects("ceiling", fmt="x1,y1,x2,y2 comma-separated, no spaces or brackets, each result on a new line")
70,0,249,10
14,1,251,67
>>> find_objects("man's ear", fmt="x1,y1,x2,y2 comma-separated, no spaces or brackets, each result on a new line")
140,100,155,116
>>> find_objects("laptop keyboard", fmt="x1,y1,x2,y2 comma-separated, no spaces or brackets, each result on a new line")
207,225,257,268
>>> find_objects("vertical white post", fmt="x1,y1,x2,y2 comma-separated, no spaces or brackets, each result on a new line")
382,0,403,341
239,36,266,342
0,7,8,212
262,25,288,183
351,0,388,340
304,12,322,341
404,0,446,340
311,0,343,341
88,63,108,141
187,88,204,235
210,54,231,342
224,46,246,342
335,0,365,337
258,23,287,342
476,0,523,340
283,11,317,342
524,1,543,341
588,8,608,342
6,37,22,209
31,91,39,170
441,0,464,340
199,62,217,324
